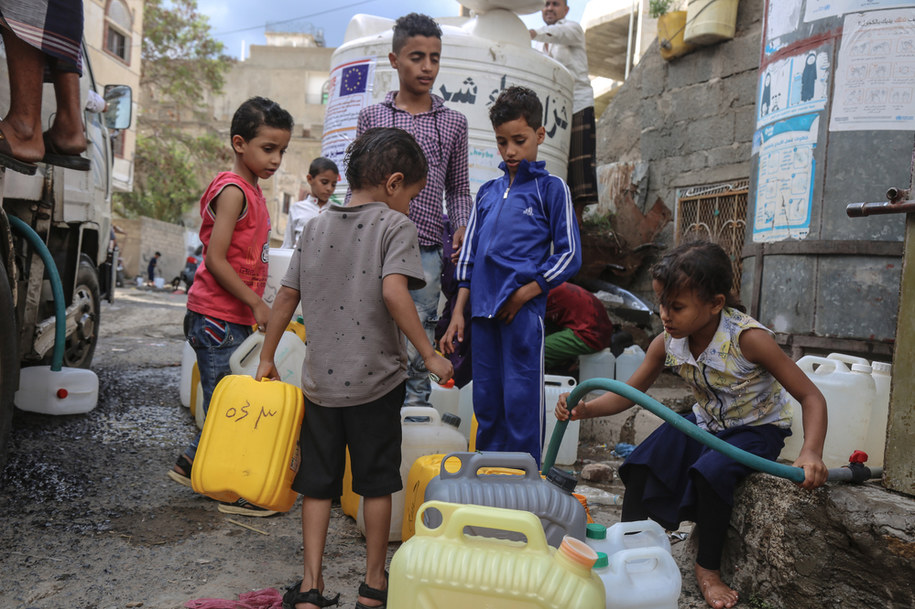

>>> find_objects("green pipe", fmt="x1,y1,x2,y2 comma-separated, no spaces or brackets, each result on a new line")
9,215,66,371
542,378,806,483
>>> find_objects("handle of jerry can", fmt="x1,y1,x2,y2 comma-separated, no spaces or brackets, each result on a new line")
540,378,807,483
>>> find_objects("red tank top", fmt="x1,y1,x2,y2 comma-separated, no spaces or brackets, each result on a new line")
187,172,271,325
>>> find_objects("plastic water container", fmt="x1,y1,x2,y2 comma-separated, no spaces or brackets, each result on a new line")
543,375,579,465
604,546,682,609
780,355,875,467
389,501,605,609
190,362,205,430
429,378,460,420
593,552,613,608
683,0,739,46
585,522,612,558
579,348,615,396
456,380,475,440
604,520,672,557
401,453,530,542
615,345,645,383
179,340,195,408
356,407,466,541
424,451,586,547
229,330,306,387
461,375,579,466
865,361,891,467
14,366,99,415
136,276,144,287
262,247,302,314
191,375,304,511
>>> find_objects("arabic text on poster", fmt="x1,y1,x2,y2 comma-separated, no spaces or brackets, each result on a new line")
805,0,915,22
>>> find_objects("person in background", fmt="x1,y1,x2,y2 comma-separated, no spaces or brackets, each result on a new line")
147,252,161,286
441,86,581,466
544,281,613,374
355,13,472,410
167,97,294,519
282,157,339,248
556,241,828,609
0,0,91,174
530,0,598,224
257,127,453,609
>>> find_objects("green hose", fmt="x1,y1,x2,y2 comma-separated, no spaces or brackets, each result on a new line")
541,378,806,483
8,215,66,372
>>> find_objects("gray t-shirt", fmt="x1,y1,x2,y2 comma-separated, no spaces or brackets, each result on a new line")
281,202,425,406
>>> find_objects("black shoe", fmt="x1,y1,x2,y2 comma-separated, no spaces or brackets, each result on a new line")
217,498,279,517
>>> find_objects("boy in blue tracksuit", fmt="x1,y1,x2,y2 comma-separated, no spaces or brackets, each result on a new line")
440,86,581,465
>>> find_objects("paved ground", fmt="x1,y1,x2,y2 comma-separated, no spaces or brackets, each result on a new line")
0,286,712,609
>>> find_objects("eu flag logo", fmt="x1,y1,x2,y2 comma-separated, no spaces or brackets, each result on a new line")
341,64,368,96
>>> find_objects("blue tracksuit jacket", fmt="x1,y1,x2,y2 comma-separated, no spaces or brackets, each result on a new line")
456,159,581,464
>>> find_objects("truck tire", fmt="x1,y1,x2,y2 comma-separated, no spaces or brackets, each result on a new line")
0,256,19,471
63,254,101,369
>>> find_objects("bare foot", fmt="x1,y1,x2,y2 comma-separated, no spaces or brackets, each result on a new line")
0,118,44,163
695,564,739,608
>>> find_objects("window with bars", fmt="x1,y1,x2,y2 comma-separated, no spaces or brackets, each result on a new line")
104,0,132,64
674,179,749,294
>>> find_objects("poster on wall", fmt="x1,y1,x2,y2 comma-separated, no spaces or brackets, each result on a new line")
805,0,915,22
757,48,831,128
320,57,376,174
829,9,915,131
765,0,803,55
752,114,819,243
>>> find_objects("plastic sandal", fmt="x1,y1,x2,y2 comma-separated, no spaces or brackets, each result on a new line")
354,576,387,609
167,454,193,487
282,580,340,609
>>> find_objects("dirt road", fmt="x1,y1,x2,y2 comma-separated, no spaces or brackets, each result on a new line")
0,287,708,608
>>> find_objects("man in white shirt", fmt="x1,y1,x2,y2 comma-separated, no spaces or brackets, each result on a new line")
530,0,598,224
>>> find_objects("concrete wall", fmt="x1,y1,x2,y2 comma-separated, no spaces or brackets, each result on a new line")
594,2,763,302
116,217,191,283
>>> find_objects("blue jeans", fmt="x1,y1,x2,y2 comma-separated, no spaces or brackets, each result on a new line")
403,245,443,409
183,310,252,460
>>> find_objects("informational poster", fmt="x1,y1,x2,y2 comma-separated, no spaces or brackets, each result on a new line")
752,114,819,243
320,57,376,174
757,49,831,128
805,0,915,22
765,0,803,55
830,9,915,131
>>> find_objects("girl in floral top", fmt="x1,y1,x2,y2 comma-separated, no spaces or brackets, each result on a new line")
556,241,828,609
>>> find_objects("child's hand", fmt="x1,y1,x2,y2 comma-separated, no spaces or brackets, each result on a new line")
496,282,541,324
555,391,590,422
255,360,280,382
424,352,454,385
439,316,465,355
793,449,828,490
252,299,271,331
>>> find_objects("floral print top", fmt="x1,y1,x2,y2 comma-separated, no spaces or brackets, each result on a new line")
664,307,793,432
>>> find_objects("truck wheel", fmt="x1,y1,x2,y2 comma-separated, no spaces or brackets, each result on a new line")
0,256,19,471
62,254,101,369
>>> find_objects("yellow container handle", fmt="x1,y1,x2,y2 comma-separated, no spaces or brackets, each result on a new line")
416,500,550,553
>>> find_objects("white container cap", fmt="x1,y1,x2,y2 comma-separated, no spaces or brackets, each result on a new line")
851,363,872,374
871,361,892,374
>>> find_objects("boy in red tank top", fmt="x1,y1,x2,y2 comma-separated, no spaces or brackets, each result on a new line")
167,97,294,519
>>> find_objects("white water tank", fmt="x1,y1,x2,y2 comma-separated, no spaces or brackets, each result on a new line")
322,8,574,198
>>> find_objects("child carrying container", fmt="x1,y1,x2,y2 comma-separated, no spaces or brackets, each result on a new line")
167,97,294,519
256,127,453,609
440,86,581,466
556,240,829,609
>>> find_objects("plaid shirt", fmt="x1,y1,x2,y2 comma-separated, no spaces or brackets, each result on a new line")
356,92,472,247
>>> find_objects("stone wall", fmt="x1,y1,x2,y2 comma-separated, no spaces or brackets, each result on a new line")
725,475,915,607
116,217,192,283
594,2,763,301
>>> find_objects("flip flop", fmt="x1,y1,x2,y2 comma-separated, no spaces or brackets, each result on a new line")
0,128,38,175
41,132,90,171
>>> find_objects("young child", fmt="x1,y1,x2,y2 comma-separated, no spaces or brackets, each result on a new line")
355,12,472,410
281,157,339,248
440,86,581,466
556,241,829,609
167,97,294,519
256,127,453,609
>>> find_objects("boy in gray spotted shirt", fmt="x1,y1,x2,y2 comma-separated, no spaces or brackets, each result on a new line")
257,127,453,609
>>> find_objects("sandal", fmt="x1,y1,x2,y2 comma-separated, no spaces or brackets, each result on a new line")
282,580,340,609
354,575,387,609
41,132,90,171
0,127,37,175
167,454,193,487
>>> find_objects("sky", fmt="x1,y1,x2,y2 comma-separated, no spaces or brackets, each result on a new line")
199,0,587,59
